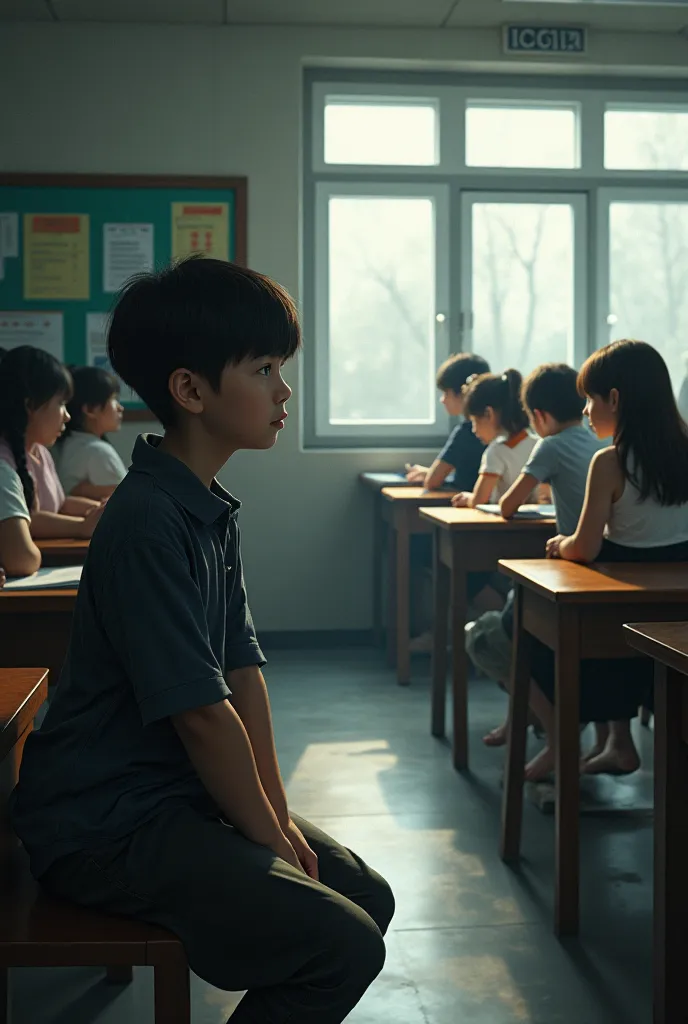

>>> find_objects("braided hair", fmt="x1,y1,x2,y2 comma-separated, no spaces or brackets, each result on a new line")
0,346,72,510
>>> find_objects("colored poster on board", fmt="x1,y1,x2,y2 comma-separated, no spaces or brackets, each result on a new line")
24,213,90,300
171,202,230,262
103,222,154,293
85,311,139,405
0,310,64,359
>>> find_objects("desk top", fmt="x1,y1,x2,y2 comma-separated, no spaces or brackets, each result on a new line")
421,507,556,531
624,621,688,673
36,538,89,556
499,559,688,604
0,668,48,762
359,471,413,490
381,486,454,505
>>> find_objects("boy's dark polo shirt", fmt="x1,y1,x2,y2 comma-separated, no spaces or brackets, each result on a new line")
437,420,484,491
11,434,265,879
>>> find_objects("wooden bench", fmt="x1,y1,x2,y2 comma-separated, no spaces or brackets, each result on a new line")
499,559,688,938
625,622,688,1024
419,507,555,770
36,538,90,567
0,668,190,1023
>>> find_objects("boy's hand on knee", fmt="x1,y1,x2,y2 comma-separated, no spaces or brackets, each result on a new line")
272,830,306,875
285,819,319,881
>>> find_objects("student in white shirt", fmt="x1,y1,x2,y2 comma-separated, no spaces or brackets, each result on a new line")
54,366,127,500
451,369,537,509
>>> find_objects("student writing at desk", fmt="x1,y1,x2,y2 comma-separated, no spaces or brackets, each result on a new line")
528,340,688,781
405,352,489,490
54,365,127,500
0,348,105,578
12,256,394,1023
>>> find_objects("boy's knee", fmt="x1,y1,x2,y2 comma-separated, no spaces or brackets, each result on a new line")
366,874,395,936
344,913,387,986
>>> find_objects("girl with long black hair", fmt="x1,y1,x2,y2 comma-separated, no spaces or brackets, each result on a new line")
0,346,105,577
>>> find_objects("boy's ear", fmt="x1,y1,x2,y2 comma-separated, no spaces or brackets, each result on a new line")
168,368,204,417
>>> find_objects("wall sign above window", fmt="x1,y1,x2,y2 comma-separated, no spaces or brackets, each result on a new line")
503,25,587,55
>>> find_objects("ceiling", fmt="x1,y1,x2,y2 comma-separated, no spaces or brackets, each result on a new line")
1,0,688,32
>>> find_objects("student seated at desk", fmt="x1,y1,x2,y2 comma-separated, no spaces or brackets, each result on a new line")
528,340,688,780
406,352,489,490
451,369,537,509
0,347,105,578
54,366,127,500
11,256,394,1022
469,364,604,748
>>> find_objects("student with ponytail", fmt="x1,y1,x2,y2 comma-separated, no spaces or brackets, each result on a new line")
451,369,537,509
0,346,106,577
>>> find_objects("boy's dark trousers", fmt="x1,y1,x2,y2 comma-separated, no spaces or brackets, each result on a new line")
41,807,395,1023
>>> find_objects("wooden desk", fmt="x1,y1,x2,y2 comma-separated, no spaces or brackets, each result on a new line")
625,622,688,1024
37,538,89,567
381,487,455,685
419,508,555,770
0,669,49,823
499,560,688,938
359,472,414,647
0,589,78,687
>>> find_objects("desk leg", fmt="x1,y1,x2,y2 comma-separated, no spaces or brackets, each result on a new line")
431,530,449,738
555,605,581,937
653,663,688,1024
501,586,531,863
386,526,397,668
372,497,384,648
395,517,411,686
450,541,469,770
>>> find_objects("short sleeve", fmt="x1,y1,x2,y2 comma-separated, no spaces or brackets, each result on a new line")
102,538,231,725
87,442,128,487
523,436,557,484
480,442,507,478
225,524,266,672
0,462,30,523
437,426,461,465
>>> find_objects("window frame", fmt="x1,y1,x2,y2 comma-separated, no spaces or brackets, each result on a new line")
312,179,452,445
304,70,688,450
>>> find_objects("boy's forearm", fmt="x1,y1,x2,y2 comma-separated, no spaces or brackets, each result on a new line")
228,665,290,828
172,698,284,847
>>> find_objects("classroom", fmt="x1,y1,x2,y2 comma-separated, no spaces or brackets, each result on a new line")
1,1,688,1022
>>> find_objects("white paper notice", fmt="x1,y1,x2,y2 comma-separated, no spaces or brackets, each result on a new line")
0,213,19,259
103,223,154,293
0,311,64,359
86,311,138,403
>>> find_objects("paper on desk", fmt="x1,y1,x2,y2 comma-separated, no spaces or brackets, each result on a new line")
477,504,556,519
3,565,83,591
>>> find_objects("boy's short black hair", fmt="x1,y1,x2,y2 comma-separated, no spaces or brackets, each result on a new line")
521,363,585,423
436,353,490,394
107,255,301,426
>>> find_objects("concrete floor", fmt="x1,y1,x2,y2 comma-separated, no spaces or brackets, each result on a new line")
12,649,654,1023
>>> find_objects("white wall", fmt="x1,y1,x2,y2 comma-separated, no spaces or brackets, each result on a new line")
1,21,686,630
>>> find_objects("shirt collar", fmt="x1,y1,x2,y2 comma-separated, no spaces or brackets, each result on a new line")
131,434,240,525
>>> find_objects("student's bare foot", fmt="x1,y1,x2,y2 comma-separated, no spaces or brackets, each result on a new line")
581,745,641,776
483,723,508,747
524,745,555,782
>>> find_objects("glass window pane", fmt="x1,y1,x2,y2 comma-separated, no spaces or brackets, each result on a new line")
605,110,688,170
328,196,436,424
470,203,575,374
608,201,688,395
324,102,438,165
466,105,578,168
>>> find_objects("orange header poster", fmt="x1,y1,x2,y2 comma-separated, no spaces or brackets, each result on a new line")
24,213,90,300
171,203,230,262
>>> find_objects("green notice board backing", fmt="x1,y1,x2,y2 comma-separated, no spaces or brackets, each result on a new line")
0,174,247,419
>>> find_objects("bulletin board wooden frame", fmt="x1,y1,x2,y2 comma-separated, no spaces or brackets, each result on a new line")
0,173,248,421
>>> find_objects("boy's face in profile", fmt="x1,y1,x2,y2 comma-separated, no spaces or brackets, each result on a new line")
197,354,292,451
440,389,464,417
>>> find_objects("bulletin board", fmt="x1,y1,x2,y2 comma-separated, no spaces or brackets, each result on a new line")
0,173,247,420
